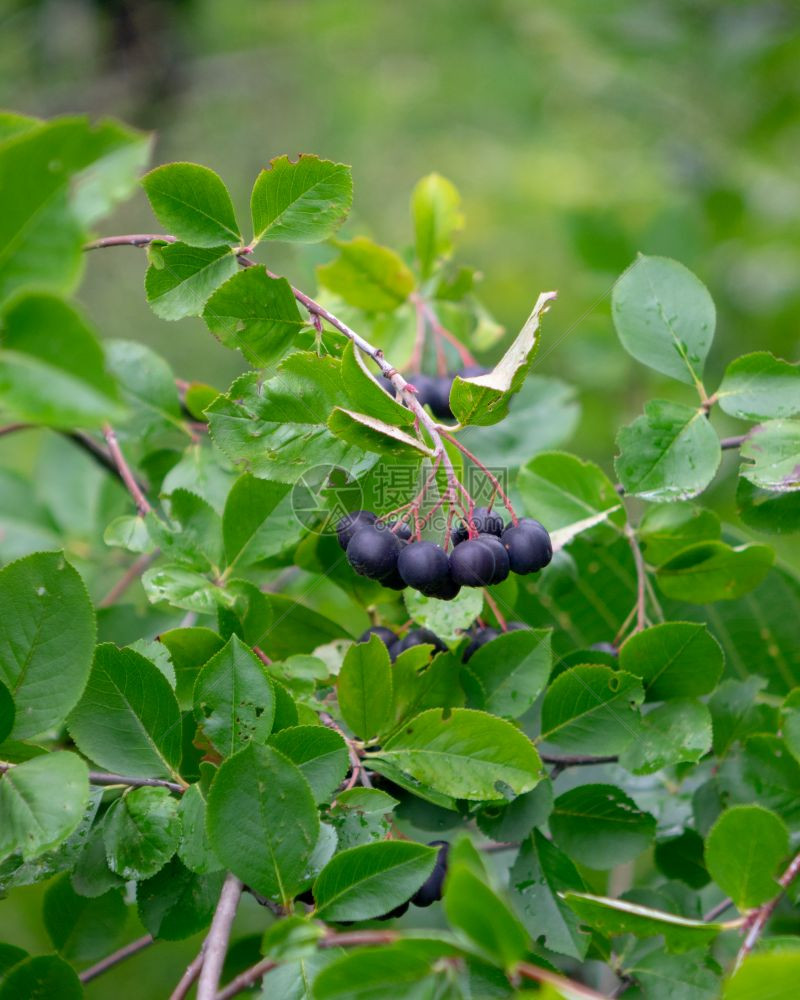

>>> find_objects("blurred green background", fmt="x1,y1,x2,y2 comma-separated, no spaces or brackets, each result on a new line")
2,0,799,992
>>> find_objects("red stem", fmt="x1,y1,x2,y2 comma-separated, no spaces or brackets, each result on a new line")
440,429,517,525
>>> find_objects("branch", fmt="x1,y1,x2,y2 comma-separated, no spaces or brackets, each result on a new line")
624,525,648,633
516,961,607,999
103,424,151,515
734,850,800,970
97,552,157,608
169,942,207,1000
539,754,619,766
0,761,185,793
196,872,244,1000
721,434,747,450
320,711,372,790
78,934,154,984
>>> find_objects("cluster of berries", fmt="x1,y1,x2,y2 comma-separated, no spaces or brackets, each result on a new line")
296,841,449,920
397,366,488,420
359,620,528,663
337,506,552,599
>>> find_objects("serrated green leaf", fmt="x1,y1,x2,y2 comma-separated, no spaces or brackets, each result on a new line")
329,406,433,458
337,635,393,742
203,268,306,368
193,634,275,757
250,155,352,244
313,840,437,920
705,805,789,909
145,242,237,320
611,255,715,386
43,873,126,962
222,473,292,568
740,420,800,492
656,541,774,603
0,752,89,863
462,628,551,719
0,551,95,739
104,339,184,441
403,587,484,642
371,707,544,801
412,173,463,279
540,665,643,754
103,786,180,879
142,162,240,247
550,784,656,868
717,352,800,421
562,892,724,953
318,237,415,311
618,622,725,701
0,955,82,1000
206,742,319,901
341,341,415,427
449,291,556,426
68,644,182,779
137,856,225,940
0,294,124,428
270,726,348,804
615,400,721,501
143,563,232,614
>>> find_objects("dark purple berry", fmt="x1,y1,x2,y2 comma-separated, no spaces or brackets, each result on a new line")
336,510,377,549
471,506,505,536
358,626,397,648
422,573,461,601
380,518,412,541
398,541,451,594
501,523,552,574
408,374,438,410
476,533,510,584
393,628,447,656
449,539,496,587
376,899,409,920
462,626,499,663
294,888,315,905
427,376,454,420
346,525,401,580
411,841,450,907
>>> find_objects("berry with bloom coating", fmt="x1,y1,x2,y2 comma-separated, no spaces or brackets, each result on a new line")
449,538,495,587
336,510,377,549
398,541,451,593
346,525,402,580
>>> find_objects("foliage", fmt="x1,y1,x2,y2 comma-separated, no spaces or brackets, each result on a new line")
0,110,798,1000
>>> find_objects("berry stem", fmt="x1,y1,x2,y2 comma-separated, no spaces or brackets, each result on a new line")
440,429,518,525
483,589,507,631
78,935,154,984
416,296,479,367
103,423,152,516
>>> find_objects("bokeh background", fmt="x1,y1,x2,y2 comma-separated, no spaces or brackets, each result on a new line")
2,0,800,993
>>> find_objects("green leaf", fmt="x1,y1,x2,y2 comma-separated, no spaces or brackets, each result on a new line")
462,628,552,719
328,407,433,458
260,593,353,658
68,644,182,779
629,950,721,1000
142,563,232,615
611,255,715,387
313,946,435,1000
705,805,789,910
341,341,415,428
0,116,148,302
72,824,126,898
518,451,625,538
222,473,292,568
43,874,126,962
137,857,225,940
203,268,306,368
724,952,800,1000
250,155,352,244
313,840,437,920
450,291,557,426
0,943,27,977
0,294,124,428
403,588,484,642
477,782,553,842
141,162,240,247
0,681,13,745
318,237,415,311
539,665,644,754
737,477,800,535
206,742,319,901
654,829,710,889
618,622,725,701
709,679,774,757
0,551,95,739
145,242,238,321
337,635,393,742
740,420,800,492
105,339,184,442
562,892,724,953
177,781,222,874
0,955,82,1000
103,786,180,879
390,648,465,734
193,634,275,757
443,840,529,969
510,830,590,960
0,752,89,863
718,734,800,830
208,356,373,483
638,503,721,565
457,375,580,470
158,627,226,710
411,173,463,279
550,784,656,868
270,726,349,804
371,707,544,801
717,352,800,421
656,541,774,603
619,699,712,774
615,400,721,501
262,952,344,1000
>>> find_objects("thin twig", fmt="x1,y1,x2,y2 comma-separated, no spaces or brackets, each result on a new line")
169,941,207,1000
0,761,185,793
79,934,154,983
196,873,244,1000
320,712,372,789
103,424,151,515
516,961,607,998
704,897,734,922
540,754,619,767
721,435,747,450
483,589,507,631
440,428,518,524
85,234,178,250
624,525,648,633
734,850,800,970
97,552,157,608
